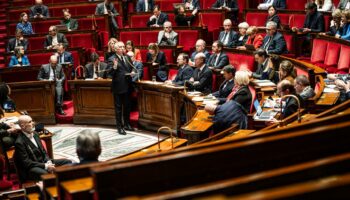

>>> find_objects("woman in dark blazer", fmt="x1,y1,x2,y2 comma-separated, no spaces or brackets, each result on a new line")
226,71,252,113
266,6,281,29
146,43,167,81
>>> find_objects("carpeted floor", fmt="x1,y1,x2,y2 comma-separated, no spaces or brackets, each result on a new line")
47,126,159,163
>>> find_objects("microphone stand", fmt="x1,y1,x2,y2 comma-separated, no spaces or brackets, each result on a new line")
123,55,140,82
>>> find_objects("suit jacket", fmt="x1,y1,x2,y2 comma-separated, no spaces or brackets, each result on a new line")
14,132,50,180
218,30,238,48
245,34,264,49
182,0,200,10
61,18,78,31
37,63,65,82
207,52,229,69
211,0,239,12
85,62,109,79
136,0,154,12
303,11,325,33
262,32,288,55
29,5,50,18
175,13,196,26
146,51,167,81
44,33,69,48
272,0,286,9
173,64,193,86
266,14,281,29
95,2,118,16
190,50,211,64
230,85,252,113
108,54,133,94
8,55,30,67
147,12,168,27
7,38,28,52
157,30,178,46
212,79,234,104
57,51,73,65
190,65,213,94
252,59,269,80
235,34,249,47
282,95,299,118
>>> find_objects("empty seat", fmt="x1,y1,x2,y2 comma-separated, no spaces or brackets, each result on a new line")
289,14,305,29
68,33,95,48
310,38,328,64
160,0,182,11
178,30,199,52
278,14,290,26
328,45,350,74
318,42,341,70
200,0,217,9
130,15,150,28
140,31,158,46
168,69,178,81
286,0,308,10
199,12,224,33
120,32,141,45
245,12,268,27
227,53,255,72
28,37,46,51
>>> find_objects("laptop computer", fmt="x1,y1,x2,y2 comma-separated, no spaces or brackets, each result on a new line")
253,99,277,120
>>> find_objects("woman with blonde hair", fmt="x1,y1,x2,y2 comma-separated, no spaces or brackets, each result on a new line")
146,43,167,81
105,38,118,60
278,60,297,84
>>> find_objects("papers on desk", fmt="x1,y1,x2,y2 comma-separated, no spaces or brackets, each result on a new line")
252,80,276,87
324,85,340,93
202,99,219,105
187,91,202,96
192,96,204,102
143,80,164,85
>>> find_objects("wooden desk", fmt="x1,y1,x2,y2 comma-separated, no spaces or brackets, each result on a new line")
316,92,340,106
8,81,56,124
137,81,185,133
60,177,93,200
181,110,213,144
69,79,115,125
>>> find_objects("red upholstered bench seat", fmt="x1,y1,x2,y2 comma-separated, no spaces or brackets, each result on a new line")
226,52,255,72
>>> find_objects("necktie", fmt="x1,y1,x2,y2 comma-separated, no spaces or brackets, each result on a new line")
52,67,57,81
264,36,272,50
214,54,220,66
95,65,99,77
221,32,228,44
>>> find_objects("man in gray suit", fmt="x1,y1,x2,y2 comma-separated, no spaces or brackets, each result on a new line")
85,52,109,79
157,21,178,46
44,26,69,50
37,55,66,115
95,0,119,37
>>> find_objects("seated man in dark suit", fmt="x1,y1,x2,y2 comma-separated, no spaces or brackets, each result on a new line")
85,52,109,79
76,130,101,165
189,39,211,66
294,75,315,100
29,0,50,19
186,52,213,94
56,44,73,65
61,9,78,31
262,21,287,55
165,53,193,86
276,80,302,119
136,0,154,12
292,2,325,34
37,55,66,115
207,41,229,69
218,19,238,48
44,26,69,50
212,0,239,23
211,65,235,104
95,0,119,37
258,0,286,10
7,29,28,53
14,115,71,181
147,5,168,27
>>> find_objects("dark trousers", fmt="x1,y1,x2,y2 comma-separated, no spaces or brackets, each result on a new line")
113,92,131,128
27,159,72,181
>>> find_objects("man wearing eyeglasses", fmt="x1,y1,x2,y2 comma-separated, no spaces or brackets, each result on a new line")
261,21,287,55
157,21,178,46
14,115,71,181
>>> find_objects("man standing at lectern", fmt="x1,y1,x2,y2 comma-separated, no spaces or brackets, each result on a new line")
108,41,135,135
37,55,66,115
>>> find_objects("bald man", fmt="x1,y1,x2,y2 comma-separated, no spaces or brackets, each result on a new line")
37,55,66,115
14,115,71,181
29,0,50,18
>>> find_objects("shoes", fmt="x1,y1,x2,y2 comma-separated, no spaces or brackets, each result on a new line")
124,123,135,131
117,127,127,135
57,107,66,115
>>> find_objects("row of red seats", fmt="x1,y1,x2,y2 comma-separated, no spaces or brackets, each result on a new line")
8,16,123,35
11,0,86,7
119,29,199,51
305,37,350,74
246,12,331,33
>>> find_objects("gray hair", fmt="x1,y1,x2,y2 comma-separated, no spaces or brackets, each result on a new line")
76,130,101,160
266,21,277,29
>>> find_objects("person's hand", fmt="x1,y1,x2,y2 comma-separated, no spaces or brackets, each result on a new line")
319,32,326,36
223,6,231,11
335,34,341,38
164,32,170,38
152,62,158,66
189,77,194,82
47,164,55,173
150,15,156,21
237,46,246,50
188,60,194,66
113,58,118,69
327,74,337,80
335,79,347,90
39,14,44,18
164,80,172,84
7,127,18,134
292,27,298,32
204,104,216,115
130,71,136,77
192,8,198,15
302,28,311,33
193,81,200,85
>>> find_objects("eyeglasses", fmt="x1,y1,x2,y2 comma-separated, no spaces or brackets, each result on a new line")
164,26,171,29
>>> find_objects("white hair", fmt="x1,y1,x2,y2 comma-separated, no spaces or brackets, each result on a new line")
194,52,206,60
238,22,249,29
266,21,277,29
223,19,232,26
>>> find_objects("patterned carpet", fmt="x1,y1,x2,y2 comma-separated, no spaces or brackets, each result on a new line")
47,126,159,163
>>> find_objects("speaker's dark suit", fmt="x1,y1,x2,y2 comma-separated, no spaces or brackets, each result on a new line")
14,132,71,181
6,38,28,52
108,54,134,128
85,62,109,79
218,30,238,48
262,32,287,55
172,64,193,86
136,0,154,12
44,33,69,49
207,52,229,69
212,79,234,104
189,65,213,94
